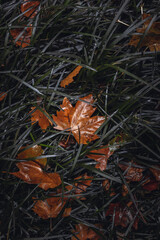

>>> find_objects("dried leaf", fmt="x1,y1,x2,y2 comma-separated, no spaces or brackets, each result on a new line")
71,223,101,240
21,0,40,18
149,166,160,181
17,145,47,167
128,13,160,51
119,163,144,182
87,146,113,171
0,92,7,101
142,179,159,191
52,94,105,144
33,196,71,219
74,173,93,198
30,107,53,132
102,179,110,191
60,65,82,88
9,161,61,190
10,26,32,48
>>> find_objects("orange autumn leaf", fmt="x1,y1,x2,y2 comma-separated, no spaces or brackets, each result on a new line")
87,146,113,171
71,223,102,240
10,26,32,48
74,173,93,197
128,13,160,51
21,0,40,18
33,196,71,219
9,161,61,190
30,107,53,132
17,145,47,167
0,92,7,101
60,65,82,88
52,94,105,144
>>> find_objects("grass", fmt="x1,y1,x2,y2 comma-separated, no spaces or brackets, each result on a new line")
0,0,160,239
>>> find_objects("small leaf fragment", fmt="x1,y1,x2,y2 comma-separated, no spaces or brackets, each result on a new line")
21,0,40,18
10,26,32,48
60,65,82,88
0,92,7,101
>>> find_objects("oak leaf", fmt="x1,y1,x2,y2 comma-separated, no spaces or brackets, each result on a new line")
21,0,40,18
30,107,53,132
17,145,47,167
0,92,7,101
128,13,160,51
71,223,102,240
9,161,61,190
10,26,32,48
52,94,105,144
33,196,71,219
60,65,82,88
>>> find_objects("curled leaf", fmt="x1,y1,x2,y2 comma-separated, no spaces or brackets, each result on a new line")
33,196,71,219
10,26,32,48
21,0,40,18
60,65,82,88
0,92,7,101
9,161,61,190
52,94,105,144
30,107,53,132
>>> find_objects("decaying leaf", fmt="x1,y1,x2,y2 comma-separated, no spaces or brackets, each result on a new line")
87,146,113,171
17,145,47,167
52,94,105,144
102,179,110,191
142,179,159,191
9,161,61,190
60,65,82,88
10,26,32,48
71,223,102,240
30,107,53,132
74,173,93,198
33,196,71,219
119,162,144,182
128,13,160,51
106,202,139,229
21,0,40,18
0,92,7,101
149,165,160,181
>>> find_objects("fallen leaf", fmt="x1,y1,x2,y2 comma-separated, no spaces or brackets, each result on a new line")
128,13,160,51
10,26,32,48
102,179,110,191
17,145,47,167
0,92,7,101
33,196,71,219
122,184,128,197
142,179,159,191
59,136,76,149
21,0,40,18
30,107,53,132
149,165,160,181
9,161,61,190
106,202,139,229
74,173,93,198
71,223,101,240
52,94,105,144
119,162,144,182
60,65,82,88
87,146,113,171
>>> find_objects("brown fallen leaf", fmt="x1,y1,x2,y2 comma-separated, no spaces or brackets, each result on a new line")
33,196,71,219
9,161,61,190
30,107,53,132
52,94,105,144
102,179,110,191
21,0,40,18
0,92,7,101
87,146,113,171
74,173,93,199
10,26,32,48
149,165,160,181
119,162,144,182
60,65,82,88
17,145,47,167
128,13,160,51
71,223,102,240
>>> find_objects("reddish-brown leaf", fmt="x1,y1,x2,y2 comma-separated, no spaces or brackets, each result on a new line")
52,94,105,144
17,145,47,167
10,26,32,48
21,0,40,18
30,107,53,132
128,13,160,51
71,223,101,240
9,161,61,190
60,65,82,88
0,92,7,101
119,163,144,182
102,179,110,191
74,173,93,196
142,179,159,191
87,146,113,171
149,165,160,181
33,196,71,219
